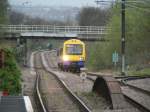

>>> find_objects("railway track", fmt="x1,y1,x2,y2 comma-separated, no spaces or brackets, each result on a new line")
34,52,81,112
33,52,48,112
44,51,117,112
121,78,150,112
87,72,150,81
31,51,93,112
41,51,92,112
48,50,144,112
86,72,150,112
43,50,150,112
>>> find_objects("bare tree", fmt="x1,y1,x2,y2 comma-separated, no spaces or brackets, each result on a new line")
9,10,69,25
77,7,110,26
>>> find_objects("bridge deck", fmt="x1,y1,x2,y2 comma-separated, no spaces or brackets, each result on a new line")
0,25,110,40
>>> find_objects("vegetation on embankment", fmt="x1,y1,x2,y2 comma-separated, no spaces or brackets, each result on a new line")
77,7,110,26
127,68,150,76
86,0,150,74
0,48,22,95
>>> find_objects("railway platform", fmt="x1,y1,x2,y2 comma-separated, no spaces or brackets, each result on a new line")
0,96,33,112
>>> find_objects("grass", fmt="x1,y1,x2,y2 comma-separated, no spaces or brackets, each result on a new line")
76,92,111,110
127,68,150,76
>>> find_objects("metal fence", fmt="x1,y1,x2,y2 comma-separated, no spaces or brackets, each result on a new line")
0,25,110,35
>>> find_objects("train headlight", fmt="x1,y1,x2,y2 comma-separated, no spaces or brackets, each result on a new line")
80,57,83,61
63,55,69,61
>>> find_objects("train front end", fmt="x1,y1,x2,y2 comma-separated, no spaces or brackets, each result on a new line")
59,39,86,72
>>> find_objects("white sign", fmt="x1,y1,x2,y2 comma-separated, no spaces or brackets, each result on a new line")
80,72,87,81
112,51,119,63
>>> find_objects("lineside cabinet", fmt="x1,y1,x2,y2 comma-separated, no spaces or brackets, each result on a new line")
0,49,4,68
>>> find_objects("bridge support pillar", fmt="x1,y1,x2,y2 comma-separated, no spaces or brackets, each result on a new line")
23,39,28,67
17,38,20,47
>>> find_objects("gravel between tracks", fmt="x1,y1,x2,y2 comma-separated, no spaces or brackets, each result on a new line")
127,78,150,92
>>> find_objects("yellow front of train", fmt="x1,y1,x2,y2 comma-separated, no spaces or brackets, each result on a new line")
61,39,86,71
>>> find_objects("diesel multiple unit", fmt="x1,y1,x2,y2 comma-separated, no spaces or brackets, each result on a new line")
57,39,86,72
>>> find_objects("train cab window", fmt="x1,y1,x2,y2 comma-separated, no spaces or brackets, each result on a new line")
66,44,82,55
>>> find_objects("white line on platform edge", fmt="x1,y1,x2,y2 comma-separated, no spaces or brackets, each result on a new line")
24,96,34,112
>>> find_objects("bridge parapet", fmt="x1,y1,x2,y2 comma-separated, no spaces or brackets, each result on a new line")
0,25,110,35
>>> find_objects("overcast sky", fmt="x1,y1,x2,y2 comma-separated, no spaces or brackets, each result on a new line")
9,0,99,7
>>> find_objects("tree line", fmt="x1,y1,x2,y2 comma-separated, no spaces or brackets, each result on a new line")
86,0,150,72
0,0,9,24
77,7,111,26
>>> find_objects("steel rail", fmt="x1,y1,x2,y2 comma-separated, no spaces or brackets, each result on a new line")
41,50,150,112
123,95,150,112
87,72,150,111
33,52,48,112
125,83,150,96
121,77,150,112
87,72,150,79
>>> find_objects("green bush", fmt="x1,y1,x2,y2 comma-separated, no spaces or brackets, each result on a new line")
0,48,21,95
86,0,150,72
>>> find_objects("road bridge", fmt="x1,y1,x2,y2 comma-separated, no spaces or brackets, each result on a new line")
0,25,110,40
0,25,110,65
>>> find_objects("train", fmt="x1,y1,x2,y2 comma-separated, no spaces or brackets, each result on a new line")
57,39,86,72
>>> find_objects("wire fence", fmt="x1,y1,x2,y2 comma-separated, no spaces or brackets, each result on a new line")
0,25,110,35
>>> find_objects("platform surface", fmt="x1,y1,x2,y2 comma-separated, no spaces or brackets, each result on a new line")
0,96,32,112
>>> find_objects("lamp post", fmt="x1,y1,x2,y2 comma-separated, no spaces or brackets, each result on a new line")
121,0,126,75
95,0,126,75
22,1,30,66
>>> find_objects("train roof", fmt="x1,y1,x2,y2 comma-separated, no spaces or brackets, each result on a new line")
64,39,84,45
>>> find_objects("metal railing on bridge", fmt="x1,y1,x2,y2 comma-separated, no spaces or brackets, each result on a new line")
0,25,109,35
